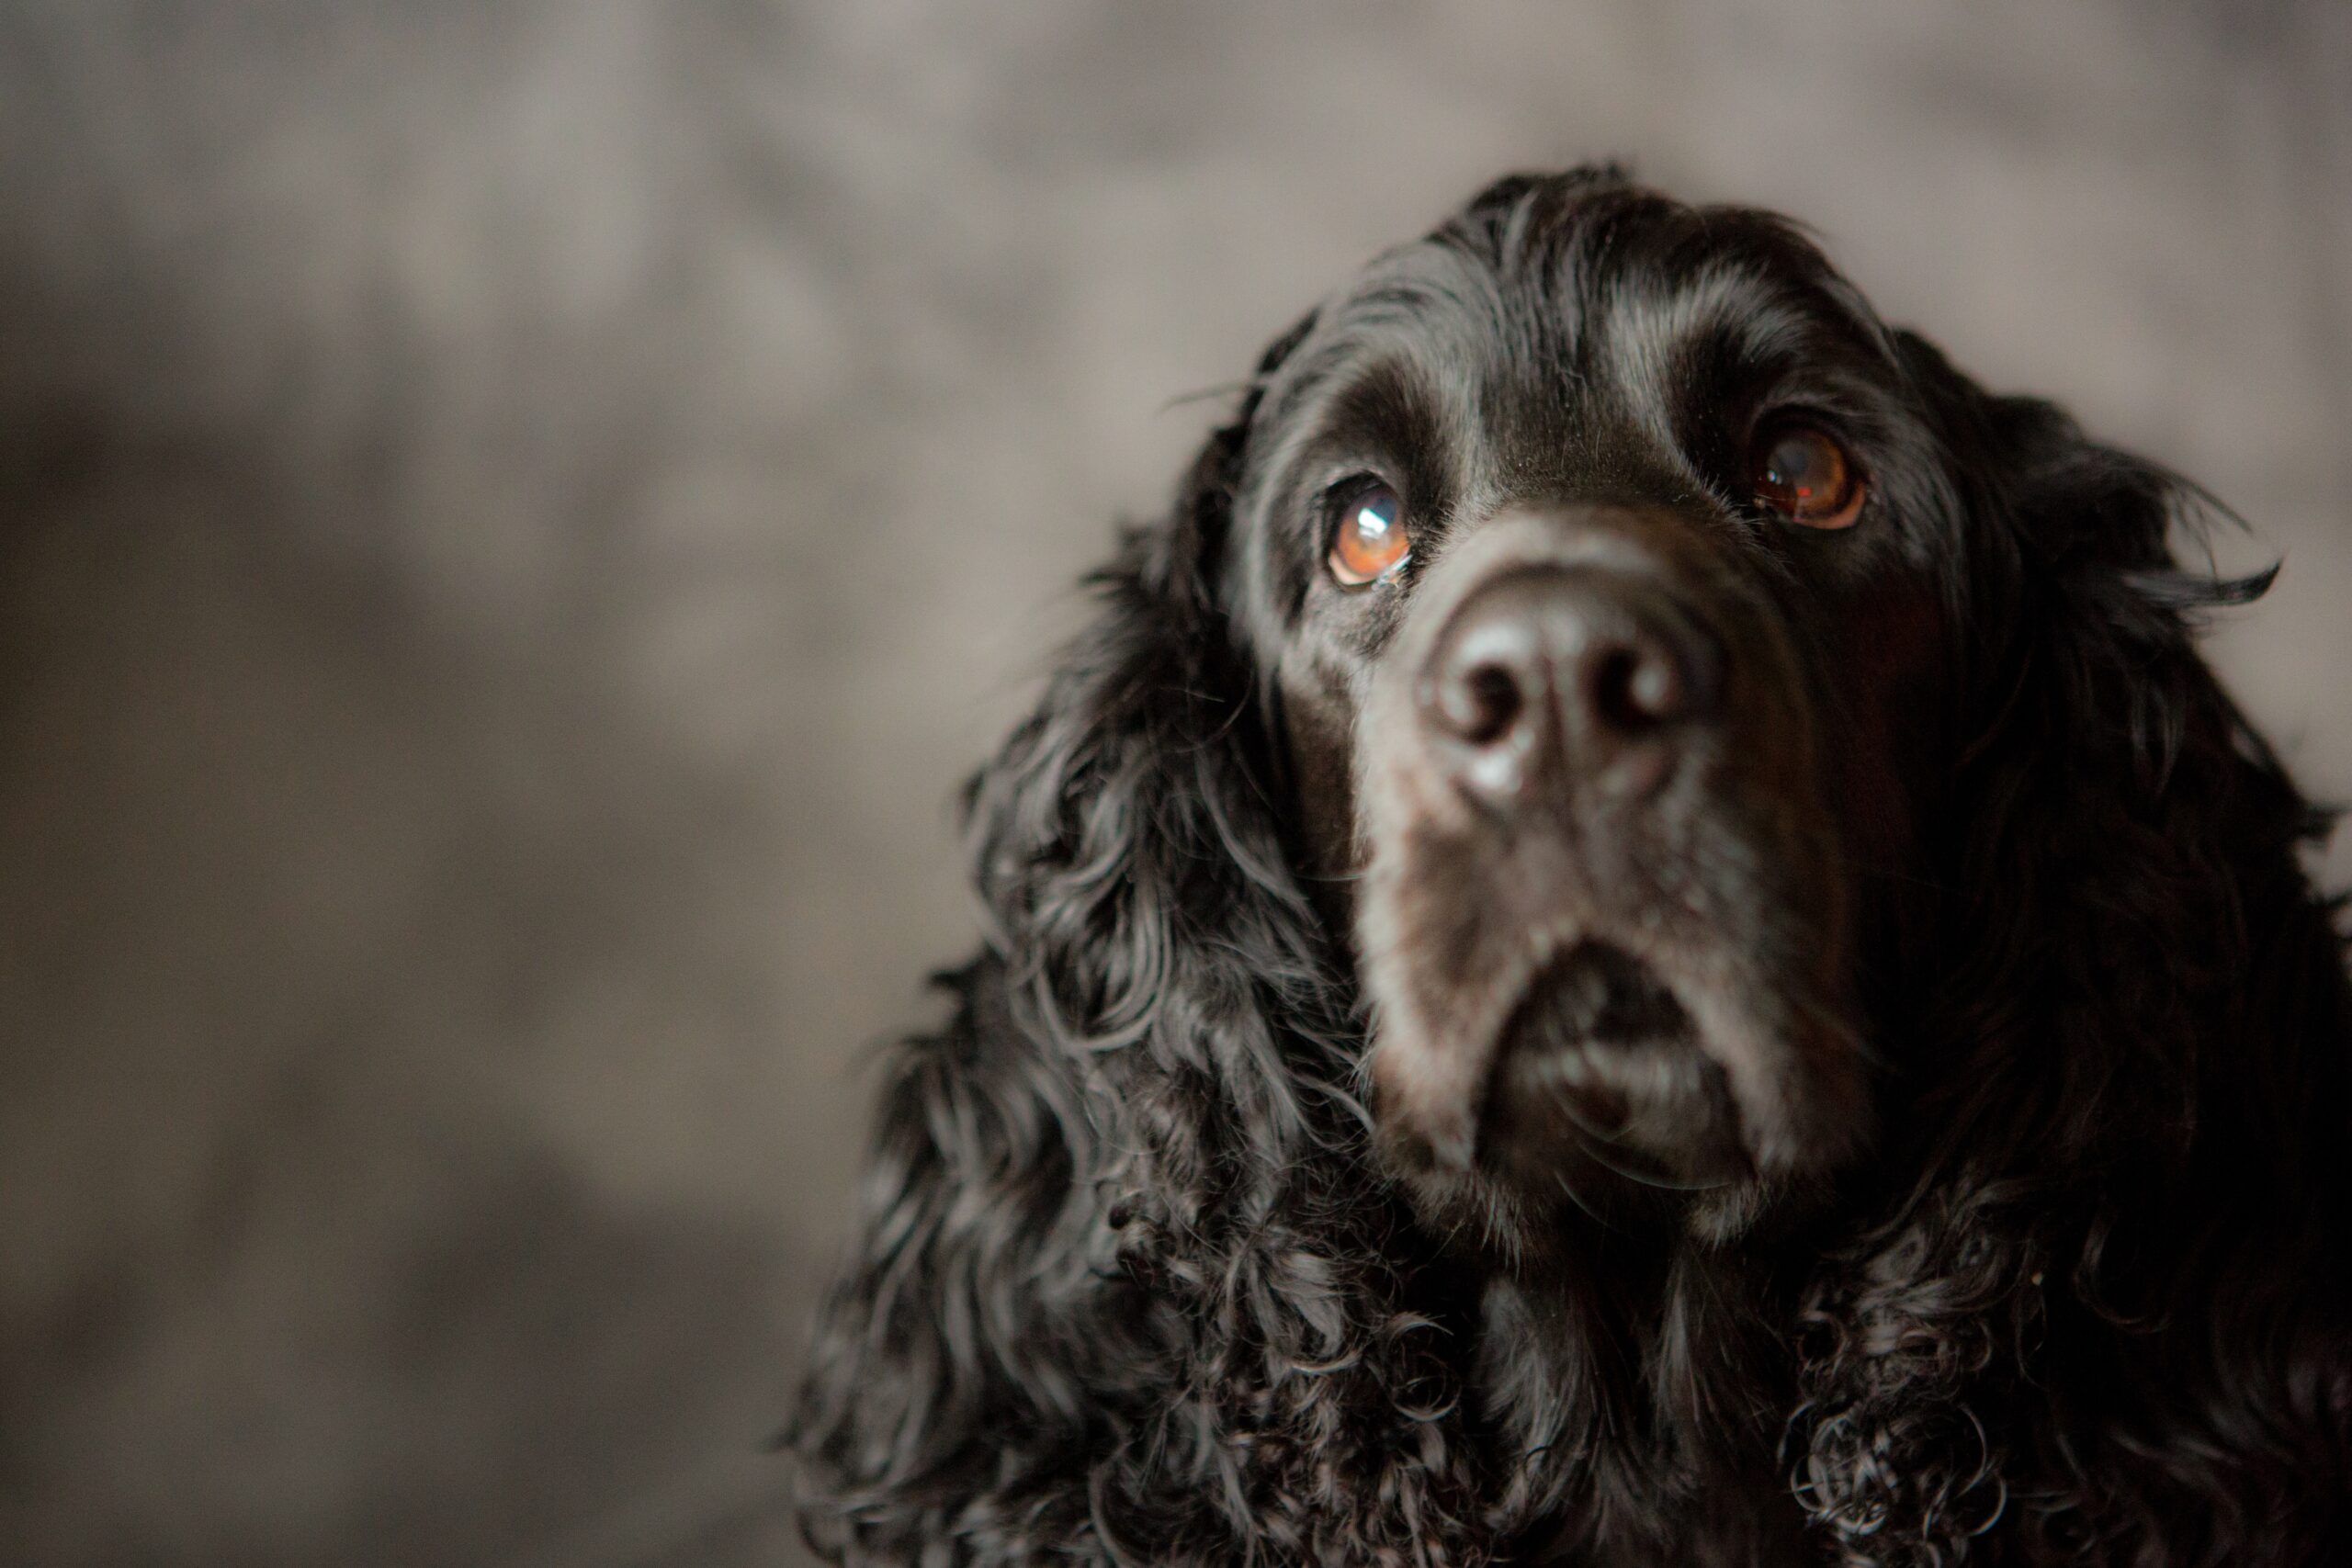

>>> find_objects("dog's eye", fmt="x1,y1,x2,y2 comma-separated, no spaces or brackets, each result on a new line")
1328,481,1412,586
1751,422,1865,530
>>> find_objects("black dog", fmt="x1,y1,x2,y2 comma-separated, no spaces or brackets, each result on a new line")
790,167,2352,1566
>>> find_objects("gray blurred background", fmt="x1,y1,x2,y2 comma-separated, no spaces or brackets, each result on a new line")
0,2,2345,1563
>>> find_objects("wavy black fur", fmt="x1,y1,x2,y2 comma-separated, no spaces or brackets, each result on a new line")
790,171,2352,1566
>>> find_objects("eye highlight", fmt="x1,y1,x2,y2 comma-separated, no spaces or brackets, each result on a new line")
1328,480,1412,586
1750,420,1865,530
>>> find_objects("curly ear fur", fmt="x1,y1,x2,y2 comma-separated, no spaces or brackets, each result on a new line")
1790,345,2352,1566
787,320,1490,1567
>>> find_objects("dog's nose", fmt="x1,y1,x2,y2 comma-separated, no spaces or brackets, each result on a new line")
1419,565,1723,806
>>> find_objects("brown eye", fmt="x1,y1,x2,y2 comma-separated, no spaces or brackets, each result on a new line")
1751,422,1865,529
1328,481,1412,585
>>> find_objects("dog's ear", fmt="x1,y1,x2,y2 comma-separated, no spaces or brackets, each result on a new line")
790,310,1486,1566
1860,338,2300,1108
1986,391,2273,796
1792,344,2345,1567
968,310,1324,1059
1889,331,2276,796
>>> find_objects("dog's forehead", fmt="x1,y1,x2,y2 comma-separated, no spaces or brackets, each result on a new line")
1257,188,1883,480
1224,185,1933,656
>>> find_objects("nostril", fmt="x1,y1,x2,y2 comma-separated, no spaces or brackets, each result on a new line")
1449,661,1524,747
1430,660,1525,748
1591,644,1684,733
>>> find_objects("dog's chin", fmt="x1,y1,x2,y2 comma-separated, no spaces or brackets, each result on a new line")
1479,941,1750,1191
1374,938,1812,1251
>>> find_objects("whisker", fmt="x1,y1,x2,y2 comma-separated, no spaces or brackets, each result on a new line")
1552,1168,1624,1235
1159,379,1254,412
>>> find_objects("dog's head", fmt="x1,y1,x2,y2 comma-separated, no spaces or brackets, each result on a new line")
799,165,2322,1564
1204,169,2197,1257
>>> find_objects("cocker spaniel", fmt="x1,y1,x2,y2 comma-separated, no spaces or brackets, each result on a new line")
789,167,2352,1567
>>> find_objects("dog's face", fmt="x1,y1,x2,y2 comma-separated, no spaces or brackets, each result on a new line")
1223,175,1982,1254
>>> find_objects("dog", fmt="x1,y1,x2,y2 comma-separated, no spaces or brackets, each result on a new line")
789,166,2352,1566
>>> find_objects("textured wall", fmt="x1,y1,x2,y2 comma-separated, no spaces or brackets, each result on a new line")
0,3,2345,1562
